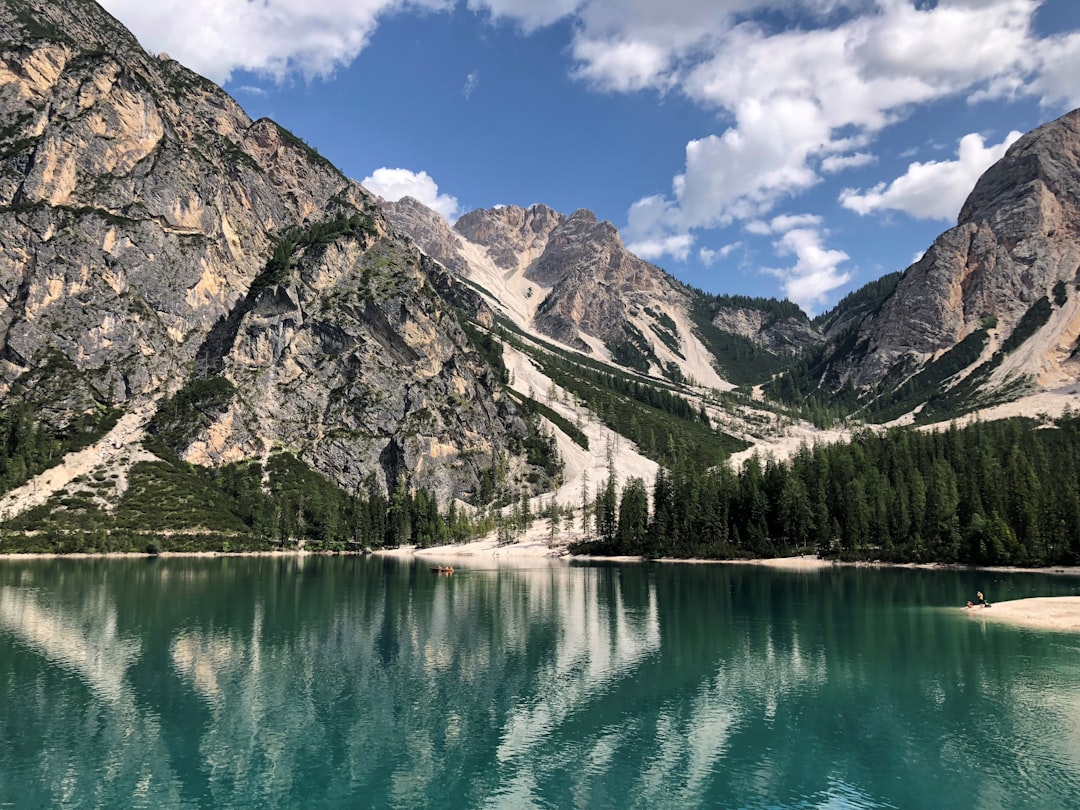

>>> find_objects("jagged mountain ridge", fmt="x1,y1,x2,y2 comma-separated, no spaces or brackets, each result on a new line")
383,197,747,390
386,104,1080,424
0,0,530,503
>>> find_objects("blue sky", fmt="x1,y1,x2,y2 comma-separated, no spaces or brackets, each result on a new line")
100,0,1080,313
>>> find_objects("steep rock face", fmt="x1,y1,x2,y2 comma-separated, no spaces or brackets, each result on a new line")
0,0,350,410
0,0,527,500
528,209,687,351
192,233,523,499
710,307,823,355
454,204,563,272
381,196,469,277
836,108,1080,390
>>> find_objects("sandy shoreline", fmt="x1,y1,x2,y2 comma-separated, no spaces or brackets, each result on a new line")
961,597,1080,631
4,543,1080,580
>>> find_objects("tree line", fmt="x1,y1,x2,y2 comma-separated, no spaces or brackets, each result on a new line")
578,415,1080,566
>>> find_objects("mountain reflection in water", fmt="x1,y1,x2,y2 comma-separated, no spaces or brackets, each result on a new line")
2,556,1080,809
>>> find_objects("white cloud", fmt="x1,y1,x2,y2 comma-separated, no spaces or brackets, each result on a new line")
99,0,450,83
820,151,875,174
764,227,852,314
1029,31,1080,109
743,213,822,236
624,0,1041,242
467,0,583,31
463,71,479,99
361,168,461,222
699,242,741,266
626,233,694,262
571,37,675,92
839,130,1022,220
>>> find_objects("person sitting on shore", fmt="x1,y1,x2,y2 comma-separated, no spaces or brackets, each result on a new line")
977,591,991,608
965,600,975,609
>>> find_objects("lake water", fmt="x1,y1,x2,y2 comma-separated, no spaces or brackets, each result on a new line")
2,556,1080,809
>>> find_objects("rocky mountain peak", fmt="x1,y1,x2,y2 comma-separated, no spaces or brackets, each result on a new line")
454,204,565,270
381,195,468,276
829,107,1080,397
958,109,1080,234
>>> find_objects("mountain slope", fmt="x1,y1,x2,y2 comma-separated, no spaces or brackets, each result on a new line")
384,199,739,389
828,109,1080,406
0,0,531,514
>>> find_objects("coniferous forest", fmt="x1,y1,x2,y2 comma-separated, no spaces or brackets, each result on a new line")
577,414,1080,566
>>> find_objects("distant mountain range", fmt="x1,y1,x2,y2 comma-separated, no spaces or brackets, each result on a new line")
2,0,1079,546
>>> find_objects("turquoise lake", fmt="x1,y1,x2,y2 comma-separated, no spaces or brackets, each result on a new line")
2,557,1080,809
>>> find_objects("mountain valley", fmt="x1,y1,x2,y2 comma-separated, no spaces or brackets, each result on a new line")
3,0,1080,563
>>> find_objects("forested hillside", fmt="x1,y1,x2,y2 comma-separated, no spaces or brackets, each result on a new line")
577,415,1080,566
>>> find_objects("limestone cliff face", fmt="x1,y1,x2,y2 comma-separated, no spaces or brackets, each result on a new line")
381,196,469,277
454,204,563,272
836,108,1080,390
0,0,526,499
526,209,688,351
710,307,822,356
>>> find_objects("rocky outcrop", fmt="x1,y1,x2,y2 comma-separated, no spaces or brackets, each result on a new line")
527,208,687,351
0,0,528,501
833,108,1080,391
454,204,563,271
710,307,823,355
381,196,469,277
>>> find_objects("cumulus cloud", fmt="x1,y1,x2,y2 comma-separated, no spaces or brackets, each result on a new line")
626,233,694,262
821,151,875,174
99,0,449,83
764,227,852,314
571,37,675,92
1028,31,1080,109
839,130,1022,220
619,0,1043,257
361,168,461,222
699,242,742,266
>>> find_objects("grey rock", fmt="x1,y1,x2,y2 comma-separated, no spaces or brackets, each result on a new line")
0,0,529,502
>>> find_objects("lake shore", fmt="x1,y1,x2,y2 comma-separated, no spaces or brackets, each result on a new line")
962,596,1080,631
5,538,1080,580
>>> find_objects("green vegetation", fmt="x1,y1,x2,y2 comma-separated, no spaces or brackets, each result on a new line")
1001,296,1052,354
506,390,588,450
868,327,991,423
460,320,509,384
1,447,493,554
251,212,377,295
686,294,790,385
494,320,744,469
605,322,658,373
0,404,121,495
577,415,1080,566
814,271,903,331
709,293,809,324
147,376,236,454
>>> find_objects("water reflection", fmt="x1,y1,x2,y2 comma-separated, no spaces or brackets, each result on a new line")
0,558,1079,808
0,575,184,808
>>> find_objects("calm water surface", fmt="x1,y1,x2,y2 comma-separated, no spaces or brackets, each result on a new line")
2,556,1080,809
